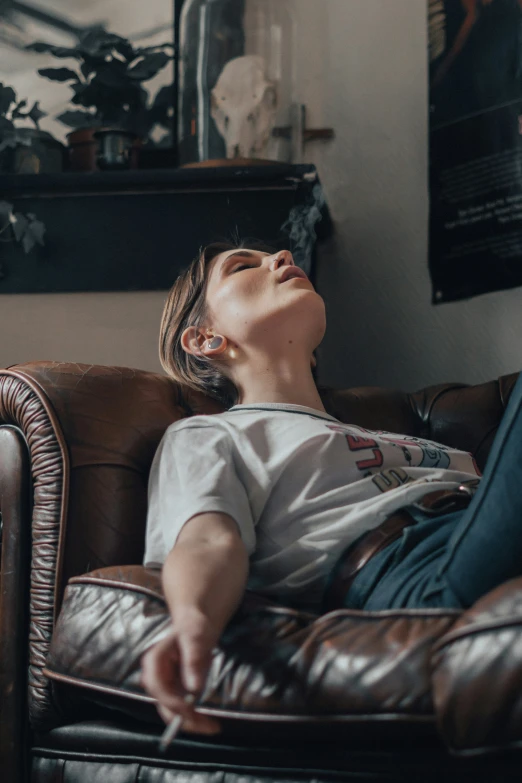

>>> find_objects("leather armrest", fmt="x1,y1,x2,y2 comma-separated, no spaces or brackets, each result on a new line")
432,577,522,755
44,565,457,729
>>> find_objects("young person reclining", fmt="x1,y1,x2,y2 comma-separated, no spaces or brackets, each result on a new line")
141,241,522,737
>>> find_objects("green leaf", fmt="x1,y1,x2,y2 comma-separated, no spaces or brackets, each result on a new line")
81,60,95,79
25,41,55,54
70,83,101,108
56,110,97,128
22,217,46,253
94,65,130,89
11,212,27,243
79,30,129,59
0,116,15,131
27,101,46,128
137,85,149,108
11,99,27,119
0,85,16,116
133,43,174,58
111,39,136,62
127,52,171,81
37,67,79,83
26,42,81,58
0,201,46,253
151,84,172,109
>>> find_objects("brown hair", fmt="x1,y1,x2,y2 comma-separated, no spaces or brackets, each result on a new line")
159,238,277,409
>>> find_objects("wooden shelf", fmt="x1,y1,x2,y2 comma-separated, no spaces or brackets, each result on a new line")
1,163,322,197
0,164,333,295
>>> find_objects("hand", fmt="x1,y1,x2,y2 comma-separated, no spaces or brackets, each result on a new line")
140,610,222,736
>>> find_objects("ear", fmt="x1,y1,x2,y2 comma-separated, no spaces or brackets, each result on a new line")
180,326,207,358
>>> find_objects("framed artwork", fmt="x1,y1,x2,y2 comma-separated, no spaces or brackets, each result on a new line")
0,0,176,155
428,0,522,303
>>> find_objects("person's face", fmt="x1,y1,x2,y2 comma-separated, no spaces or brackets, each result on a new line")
197,247,326,363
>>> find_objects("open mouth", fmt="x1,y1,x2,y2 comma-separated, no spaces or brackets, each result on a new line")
280,269,308,283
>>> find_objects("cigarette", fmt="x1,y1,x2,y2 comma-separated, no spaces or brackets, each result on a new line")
159,714,182,752
158,693,197,753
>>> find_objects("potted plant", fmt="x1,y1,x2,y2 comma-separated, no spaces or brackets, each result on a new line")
0,200,45,254
0,83,64,174
27,29,175,171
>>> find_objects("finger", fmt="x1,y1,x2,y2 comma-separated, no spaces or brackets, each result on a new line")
141,650,168,700
157,703,220,736
141,638,172,683
157,703,176,725
178,636,212,694
141,640,184,704
155,693,205,725
179,714,222,736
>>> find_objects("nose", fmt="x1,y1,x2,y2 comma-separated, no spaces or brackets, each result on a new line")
270,250,294,271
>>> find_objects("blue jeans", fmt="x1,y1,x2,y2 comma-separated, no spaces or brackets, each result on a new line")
341,371,522,611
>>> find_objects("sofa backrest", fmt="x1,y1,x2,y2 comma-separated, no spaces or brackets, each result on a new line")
1,361,518,596
0,360,519,728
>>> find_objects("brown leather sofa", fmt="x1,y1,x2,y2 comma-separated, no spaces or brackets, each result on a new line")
2,360,522,783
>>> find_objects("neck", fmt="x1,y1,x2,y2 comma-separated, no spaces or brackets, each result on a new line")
234,358,327,414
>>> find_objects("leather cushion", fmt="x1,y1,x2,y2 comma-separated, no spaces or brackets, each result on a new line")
31,718,510,780
432,576,522,755
44,566,459,728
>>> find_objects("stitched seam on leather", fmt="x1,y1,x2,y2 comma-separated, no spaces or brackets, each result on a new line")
31,748,419,776
315,607,461,622
40,670,436,724
433,614,522,651
0,369,70,728
408,383,469,432
2,369,71,617
64,580,460,623
66,578,320,621
42,668,155,704
499,373,519,409
67,577,165,602
419,384,468,438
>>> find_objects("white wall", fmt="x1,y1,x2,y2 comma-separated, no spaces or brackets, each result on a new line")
312,0,522,390
1,0,521,388
0,291,166,371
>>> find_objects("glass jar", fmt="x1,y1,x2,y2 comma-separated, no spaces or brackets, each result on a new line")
177,0,296,166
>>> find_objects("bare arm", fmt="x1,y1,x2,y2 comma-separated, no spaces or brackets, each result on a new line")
163,511,250,636
141,512,249,735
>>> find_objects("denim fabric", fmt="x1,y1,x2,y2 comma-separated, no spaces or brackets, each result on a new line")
342,371,522,611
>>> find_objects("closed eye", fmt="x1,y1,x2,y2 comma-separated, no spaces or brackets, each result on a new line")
233,264,252,273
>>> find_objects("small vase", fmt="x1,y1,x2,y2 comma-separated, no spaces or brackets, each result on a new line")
93,129,140,171
0,128,65,174
67,127,141,172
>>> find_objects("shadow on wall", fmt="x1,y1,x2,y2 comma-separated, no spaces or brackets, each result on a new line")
314,216,506,393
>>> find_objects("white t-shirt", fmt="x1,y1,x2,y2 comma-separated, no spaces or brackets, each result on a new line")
144,402,481,613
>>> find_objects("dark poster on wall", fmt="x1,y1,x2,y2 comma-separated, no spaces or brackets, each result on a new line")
428,0,522,303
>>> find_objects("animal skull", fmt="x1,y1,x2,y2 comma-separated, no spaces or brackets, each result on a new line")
210,55,278,159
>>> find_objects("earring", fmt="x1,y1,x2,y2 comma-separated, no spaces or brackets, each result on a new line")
207,336,223,350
